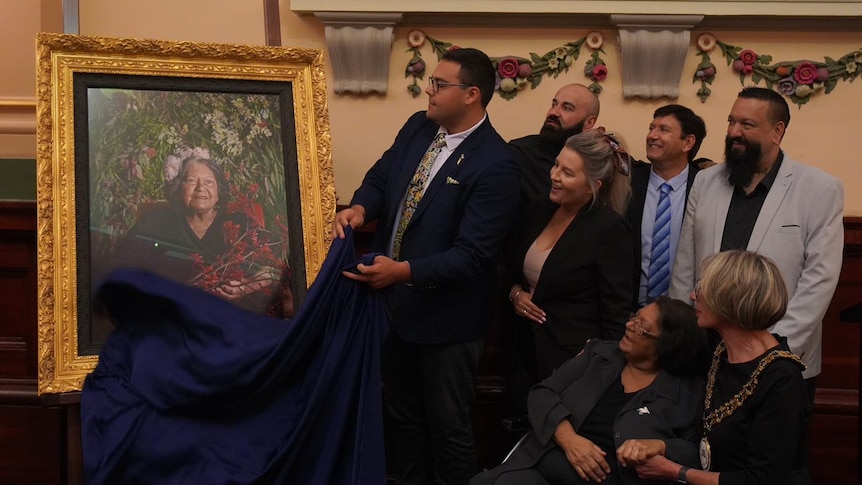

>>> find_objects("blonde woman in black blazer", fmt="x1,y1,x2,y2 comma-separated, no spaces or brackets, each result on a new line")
506,130,635,403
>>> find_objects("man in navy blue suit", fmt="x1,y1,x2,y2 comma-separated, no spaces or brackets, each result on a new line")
333,47,520,485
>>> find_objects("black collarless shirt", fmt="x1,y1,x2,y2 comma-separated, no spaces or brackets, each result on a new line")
720,153,784,251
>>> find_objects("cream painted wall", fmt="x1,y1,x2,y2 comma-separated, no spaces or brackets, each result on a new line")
79,0,265,45
0,1,40,96
286,19,861,214
1,0,860,214
0,0,267,160
0,0,44,157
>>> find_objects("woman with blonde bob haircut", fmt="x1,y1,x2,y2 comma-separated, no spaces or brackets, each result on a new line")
634,250,810,485
695,250,788,331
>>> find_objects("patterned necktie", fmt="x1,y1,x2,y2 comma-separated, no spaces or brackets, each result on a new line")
392,133,447,260
647,182,672,299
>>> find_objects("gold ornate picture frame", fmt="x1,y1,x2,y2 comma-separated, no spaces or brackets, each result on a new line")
35,33,335,395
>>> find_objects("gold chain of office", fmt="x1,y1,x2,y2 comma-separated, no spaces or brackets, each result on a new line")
703,341,804,433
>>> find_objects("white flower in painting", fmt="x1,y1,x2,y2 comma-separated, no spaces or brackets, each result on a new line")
157,126,182,146
247,124,273,143
176,146,192,161
206,110,244,157
164,154,181,181
191,147,211,159
231,98,253,119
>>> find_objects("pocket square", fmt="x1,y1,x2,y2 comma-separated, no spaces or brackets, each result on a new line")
446,176,460,185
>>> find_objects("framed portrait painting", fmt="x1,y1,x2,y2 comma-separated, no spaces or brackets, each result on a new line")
35,33,335,394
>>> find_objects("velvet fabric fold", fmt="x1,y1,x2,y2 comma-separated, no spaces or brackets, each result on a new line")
82,227,387,485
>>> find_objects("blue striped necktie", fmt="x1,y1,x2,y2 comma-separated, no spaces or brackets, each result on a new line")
647,182,672,299
392,133,447,260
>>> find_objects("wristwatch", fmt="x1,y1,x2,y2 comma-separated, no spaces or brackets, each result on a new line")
677,466,690,484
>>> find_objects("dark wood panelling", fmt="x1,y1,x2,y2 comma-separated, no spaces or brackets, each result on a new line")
809,414,858,484
0,405,63,484
0,202,37,381
820,218,862,390
0,202,66,484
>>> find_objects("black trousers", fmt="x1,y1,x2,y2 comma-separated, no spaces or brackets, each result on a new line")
533,326,584,382
382,333,484,485
801,376,816,467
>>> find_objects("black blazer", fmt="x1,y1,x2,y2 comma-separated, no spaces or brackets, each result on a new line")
508,200,633,350
471,340,704,485
352,111,520,344
626,160,700,308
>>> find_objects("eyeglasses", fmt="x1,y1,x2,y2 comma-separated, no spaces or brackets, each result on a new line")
628,312,658,339
429,76,472,94
693,281,703,301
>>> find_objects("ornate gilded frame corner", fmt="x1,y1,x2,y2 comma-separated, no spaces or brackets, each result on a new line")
35,33,334,395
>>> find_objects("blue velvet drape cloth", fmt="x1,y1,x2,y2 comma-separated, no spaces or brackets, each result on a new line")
81,227,388,485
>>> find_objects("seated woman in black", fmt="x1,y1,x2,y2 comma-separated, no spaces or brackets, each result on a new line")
472,296,710,485
634,250,809,485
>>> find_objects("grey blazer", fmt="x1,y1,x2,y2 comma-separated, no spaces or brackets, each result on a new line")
668,155,844,378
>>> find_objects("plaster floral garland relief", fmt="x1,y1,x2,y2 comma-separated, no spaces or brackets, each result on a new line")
694,32,862,107
404,30,608,100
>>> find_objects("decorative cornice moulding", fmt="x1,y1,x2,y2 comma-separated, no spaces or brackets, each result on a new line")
292,0,862,18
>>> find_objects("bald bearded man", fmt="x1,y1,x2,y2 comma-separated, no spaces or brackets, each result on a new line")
508,84,600,203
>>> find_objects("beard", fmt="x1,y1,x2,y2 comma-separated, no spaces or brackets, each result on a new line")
724,135,763,188
539,117,586,149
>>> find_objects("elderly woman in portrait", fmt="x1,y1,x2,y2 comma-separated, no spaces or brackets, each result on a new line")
473,296,710,485
115,155,284,312
504,129,635,416
634,250,809,485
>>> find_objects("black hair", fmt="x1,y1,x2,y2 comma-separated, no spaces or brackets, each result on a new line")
653,104,707,162
653,296,711,376
738,86,791,128
441,47,496,108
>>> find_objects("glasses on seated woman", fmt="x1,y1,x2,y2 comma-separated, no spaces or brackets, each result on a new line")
472,296,710,485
